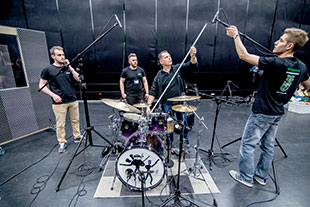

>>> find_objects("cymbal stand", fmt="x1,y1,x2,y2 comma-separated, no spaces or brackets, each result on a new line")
188,89,234,170
160,113,199,207
185,106,208,176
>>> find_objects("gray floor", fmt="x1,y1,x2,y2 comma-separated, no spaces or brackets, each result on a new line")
0,99,309,207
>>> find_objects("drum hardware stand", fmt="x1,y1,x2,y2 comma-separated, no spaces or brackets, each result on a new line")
164,132,174,168
43,21,122,192
220,80,240,102
160,114,199,207
188,89,235,170
179,108,218,207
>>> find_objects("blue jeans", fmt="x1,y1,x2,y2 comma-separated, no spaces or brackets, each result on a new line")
239,112,282,183
163,103,189,141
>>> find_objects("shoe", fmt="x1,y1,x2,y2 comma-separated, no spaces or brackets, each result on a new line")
58,143,67,153
229,170,253,188
74,136,82,143
254,175,267,186
184,139,190,148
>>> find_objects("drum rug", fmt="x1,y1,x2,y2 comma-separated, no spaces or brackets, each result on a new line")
94,149,220,198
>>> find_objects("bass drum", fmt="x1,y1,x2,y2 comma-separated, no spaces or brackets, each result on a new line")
115,133,165,191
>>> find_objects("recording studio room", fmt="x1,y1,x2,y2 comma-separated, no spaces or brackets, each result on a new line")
1,0,310,207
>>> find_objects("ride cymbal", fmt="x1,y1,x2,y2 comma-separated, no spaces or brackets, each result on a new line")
167,95,201,102
101,98,141,113
172,104,197,112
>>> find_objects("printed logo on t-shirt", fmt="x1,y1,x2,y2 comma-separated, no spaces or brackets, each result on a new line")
278,67,300,93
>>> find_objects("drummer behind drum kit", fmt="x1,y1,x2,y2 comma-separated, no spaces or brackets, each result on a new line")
100,95,201,193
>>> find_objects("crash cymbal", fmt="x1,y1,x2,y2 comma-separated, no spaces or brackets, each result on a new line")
172,104,197,112
101,98,141,113
167,95,201,102
133,103,151,108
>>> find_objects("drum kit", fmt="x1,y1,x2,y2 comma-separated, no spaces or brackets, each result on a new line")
100,95,201,194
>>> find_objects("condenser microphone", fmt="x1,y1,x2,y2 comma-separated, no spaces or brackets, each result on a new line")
114,14,122,28
212,10,219,24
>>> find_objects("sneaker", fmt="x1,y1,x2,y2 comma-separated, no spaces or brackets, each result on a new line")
58,143,67,153
254,175,267,186
74,136,82,143
184,139,190,148
229,170,253,188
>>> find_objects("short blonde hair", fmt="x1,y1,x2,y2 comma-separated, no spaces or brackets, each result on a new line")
284,28,309,51
128,53,137,60
49,46,64,55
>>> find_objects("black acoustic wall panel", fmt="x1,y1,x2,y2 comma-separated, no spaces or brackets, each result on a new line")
0,0,27,28
125,0,157,72
213,0,249,73
91,0,124,73
157,0,187,65
187,0,218,89
23,0,63,55
57,0,96,69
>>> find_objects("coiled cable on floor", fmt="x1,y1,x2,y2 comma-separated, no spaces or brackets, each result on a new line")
28,155,65,207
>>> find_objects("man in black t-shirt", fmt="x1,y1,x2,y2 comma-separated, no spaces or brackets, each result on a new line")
226,26,310,188
147,47,198,145
39,46,81,153
120,53,149,105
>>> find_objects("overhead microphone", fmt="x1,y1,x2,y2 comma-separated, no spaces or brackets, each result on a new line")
114,14,122,28
211,10,219,24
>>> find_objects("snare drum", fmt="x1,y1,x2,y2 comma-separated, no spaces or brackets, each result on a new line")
120,113,141,138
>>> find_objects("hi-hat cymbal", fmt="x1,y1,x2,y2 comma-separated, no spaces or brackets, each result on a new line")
167,95,201,102
101,98,141,113
172,104,197,112
133,103,151,108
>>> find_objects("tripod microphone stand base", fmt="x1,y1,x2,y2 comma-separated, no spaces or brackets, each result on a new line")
198,148,230,170
55,126,112,192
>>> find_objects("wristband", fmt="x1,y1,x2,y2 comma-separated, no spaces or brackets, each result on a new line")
234,34,239,39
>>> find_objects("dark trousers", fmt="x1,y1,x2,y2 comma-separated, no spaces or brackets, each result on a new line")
126,93,145,105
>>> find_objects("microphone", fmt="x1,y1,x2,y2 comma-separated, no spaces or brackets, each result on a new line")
212,10,219,24
114,14,122,28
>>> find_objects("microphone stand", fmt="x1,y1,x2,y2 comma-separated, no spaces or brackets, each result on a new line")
51,22,121,192
213,15,275,54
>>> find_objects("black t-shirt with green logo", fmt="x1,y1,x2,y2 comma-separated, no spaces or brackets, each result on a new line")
253,56,309,115
120,66,146,96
